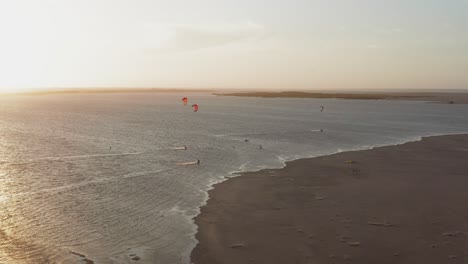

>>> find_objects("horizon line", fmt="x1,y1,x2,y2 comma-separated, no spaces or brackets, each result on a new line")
3,87,468,96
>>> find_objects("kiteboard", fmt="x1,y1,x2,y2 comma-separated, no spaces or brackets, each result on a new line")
176,161,199,166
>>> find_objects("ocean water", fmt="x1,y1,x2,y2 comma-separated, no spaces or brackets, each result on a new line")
1,92,468,264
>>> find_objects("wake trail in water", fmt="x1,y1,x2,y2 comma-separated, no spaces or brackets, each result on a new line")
0,152,145,165
38,152,144,160
215,129,323,137
0,168,176,199
1,146,192,165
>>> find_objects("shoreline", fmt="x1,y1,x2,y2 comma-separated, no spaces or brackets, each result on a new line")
215,91,468,104
191,134,468,264
5,90,468,105
1,88,213,96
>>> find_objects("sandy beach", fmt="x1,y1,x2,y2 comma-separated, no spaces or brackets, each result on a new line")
191,134,468,264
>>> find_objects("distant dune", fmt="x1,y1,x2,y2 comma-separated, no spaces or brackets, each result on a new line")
215,91,468,104
215,91,389,100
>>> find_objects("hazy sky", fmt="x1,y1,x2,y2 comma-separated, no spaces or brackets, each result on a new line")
0,0,467,92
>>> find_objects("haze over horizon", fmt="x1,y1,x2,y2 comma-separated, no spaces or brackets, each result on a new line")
1,0,467,92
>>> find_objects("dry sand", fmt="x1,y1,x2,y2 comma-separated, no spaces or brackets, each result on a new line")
191,134,468,264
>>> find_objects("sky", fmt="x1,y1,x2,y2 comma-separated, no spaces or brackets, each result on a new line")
0,0,467,92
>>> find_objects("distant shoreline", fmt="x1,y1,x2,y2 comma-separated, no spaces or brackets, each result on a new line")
215,91,468,104
5,89,468,104
6,88,213,96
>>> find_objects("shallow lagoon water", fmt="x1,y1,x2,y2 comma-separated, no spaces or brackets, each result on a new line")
1,93,468,263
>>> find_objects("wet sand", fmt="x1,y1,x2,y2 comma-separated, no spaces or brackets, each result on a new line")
191,134,468,264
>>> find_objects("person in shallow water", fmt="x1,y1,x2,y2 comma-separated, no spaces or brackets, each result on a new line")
197,159,200,165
